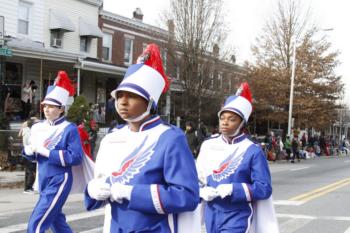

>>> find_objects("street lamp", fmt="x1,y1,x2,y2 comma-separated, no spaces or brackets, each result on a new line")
287,28,334,137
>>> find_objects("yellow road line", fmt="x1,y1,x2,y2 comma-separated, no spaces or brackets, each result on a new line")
289,178,350,203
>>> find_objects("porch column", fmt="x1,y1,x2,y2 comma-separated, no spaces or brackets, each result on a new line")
77,68,81,96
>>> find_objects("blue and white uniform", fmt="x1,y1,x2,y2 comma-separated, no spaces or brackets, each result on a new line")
196,133,272,233
85,115,199,233
23,116,83,233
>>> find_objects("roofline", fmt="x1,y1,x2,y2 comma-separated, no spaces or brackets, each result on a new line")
100,10,169,38
78,0,103,7
11,48,81,63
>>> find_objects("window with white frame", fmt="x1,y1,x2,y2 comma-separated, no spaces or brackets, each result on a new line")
218,72,223,88
176,65,180,80
50,30,63,48
80,37,90,52
161,48,167,71
124,37,133,65
18,1,31,35
175,55,182,80
102,33,112,61
209,71,214,89
142,43,148,51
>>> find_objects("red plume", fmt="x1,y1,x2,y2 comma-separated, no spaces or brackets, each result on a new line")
137,43,170,93
54,71,75,96
235,82,252,103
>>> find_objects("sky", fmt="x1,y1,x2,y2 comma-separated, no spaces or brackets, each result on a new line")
103,0,350,103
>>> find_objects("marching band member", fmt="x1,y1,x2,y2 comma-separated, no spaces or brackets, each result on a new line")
85,44,199,233
196,82,279,233
23,71,85,233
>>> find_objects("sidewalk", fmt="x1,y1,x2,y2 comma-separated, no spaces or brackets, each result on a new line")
0,170,25,189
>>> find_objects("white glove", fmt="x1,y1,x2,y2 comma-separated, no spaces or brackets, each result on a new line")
87,178,111,201
110,183,133,203
35,146,50,157
24,145,36,155
200,186,219,201
216,184,233,199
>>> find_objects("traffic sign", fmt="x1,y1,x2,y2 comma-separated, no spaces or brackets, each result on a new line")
0,47,12,56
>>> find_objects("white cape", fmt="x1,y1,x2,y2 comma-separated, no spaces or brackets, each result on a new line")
177,202,203,233
71,153,95,193
249,196,280,233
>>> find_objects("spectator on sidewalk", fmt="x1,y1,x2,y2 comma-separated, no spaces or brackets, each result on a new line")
20,118,37,194
21,80,33,120
105,96,116,124
185,121,200,158
284,136,292,160
291,135,301,163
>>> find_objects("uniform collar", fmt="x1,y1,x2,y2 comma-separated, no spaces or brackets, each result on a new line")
47,116,65,126
221,133,246,144
139,115,162,132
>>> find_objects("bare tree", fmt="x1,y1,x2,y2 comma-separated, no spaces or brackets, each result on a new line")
247,0,343,133
165,0,233,126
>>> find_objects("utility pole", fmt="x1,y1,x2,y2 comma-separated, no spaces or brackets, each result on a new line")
287,37,297,137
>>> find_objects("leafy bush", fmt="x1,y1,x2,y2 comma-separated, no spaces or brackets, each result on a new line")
66,96,90,125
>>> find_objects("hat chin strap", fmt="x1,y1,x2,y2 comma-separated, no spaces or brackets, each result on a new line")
227,120,245,138
116,99,154,123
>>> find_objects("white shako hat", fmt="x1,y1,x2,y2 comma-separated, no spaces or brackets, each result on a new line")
111,43,170,109
41,71,75,107
218,82,253,123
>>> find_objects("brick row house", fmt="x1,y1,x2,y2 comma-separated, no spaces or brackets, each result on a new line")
98,8,247,126
0,0,246,127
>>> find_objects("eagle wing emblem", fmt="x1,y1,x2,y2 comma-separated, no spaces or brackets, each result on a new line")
43,130,63,150
212,147,244,182
110,136,156,184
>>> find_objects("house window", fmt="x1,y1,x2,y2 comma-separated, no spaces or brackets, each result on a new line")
142,43,148,51
209,72,214,89
161,49,167,71
176,65,180,80
124,37,133,65
102,33,112,61
18,1,31,35
50,30,63,48
80,37,90,52
218,72,223,88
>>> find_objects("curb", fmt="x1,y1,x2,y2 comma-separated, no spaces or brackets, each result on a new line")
0,180,24,189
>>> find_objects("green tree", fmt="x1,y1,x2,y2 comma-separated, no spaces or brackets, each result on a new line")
66,95,90,125
246,0,343,132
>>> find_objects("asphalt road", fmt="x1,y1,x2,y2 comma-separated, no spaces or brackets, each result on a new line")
272,156,350,233
0,155,350,233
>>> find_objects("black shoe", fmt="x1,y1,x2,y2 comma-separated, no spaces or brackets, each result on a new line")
23,188,34,194
291,160,295,163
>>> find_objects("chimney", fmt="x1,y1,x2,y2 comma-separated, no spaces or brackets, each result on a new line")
167,19,175,34
133,8,143,21
231,54,236,63
213,44,219,57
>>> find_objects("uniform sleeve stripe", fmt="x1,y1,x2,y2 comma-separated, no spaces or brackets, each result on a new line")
150,184,165,214
242,183,252,202
59,150,66,167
